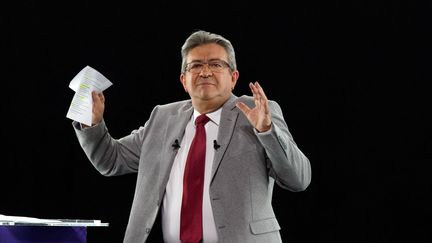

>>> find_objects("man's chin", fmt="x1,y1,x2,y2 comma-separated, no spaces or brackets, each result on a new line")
196,90,217,99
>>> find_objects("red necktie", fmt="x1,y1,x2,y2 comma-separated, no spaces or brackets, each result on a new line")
180,114,210,243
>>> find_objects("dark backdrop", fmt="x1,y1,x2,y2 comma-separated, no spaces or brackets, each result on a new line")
4,1,430,242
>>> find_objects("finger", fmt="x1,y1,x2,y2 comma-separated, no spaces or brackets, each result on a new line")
92,91,104,105
91,92,99,112
250,82,262,106
254,82,269,111
236,102,251,116
249,82,257,99
250,81,260,95
252,85,269,116
92,91,98,101
98,92,105,103
248,83,259,108
255,81,268,101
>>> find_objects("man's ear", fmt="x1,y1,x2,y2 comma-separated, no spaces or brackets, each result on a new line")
180,73,188,93
231,70,239,90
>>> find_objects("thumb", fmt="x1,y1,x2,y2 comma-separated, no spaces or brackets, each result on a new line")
236,102,250,116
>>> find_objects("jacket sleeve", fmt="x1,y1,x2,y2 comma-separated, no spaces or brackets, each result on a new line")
255,100,312,191
72,119,147,176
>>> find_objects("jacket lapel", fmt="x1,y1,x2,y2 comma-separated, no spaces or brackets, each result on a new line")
158,96,239,190
211,95,239,183
158,102,193,200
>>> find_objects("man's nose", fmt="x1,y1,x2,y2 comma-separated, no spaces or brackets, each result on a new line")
199,64,213,77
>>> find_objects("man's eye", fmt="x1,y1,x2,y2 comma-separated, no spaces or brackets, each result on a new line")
209,63,223,68
191,63,203,69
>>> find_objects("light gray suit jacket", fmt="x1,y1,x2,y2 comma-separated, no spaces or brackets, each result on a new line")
73,94,311,243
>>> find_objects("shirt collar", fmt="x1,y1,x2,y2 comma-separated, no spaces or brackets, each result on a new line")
192,107,222,126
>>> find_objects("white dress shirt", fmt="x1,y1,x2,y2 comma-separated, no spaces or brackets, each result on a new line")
162,108,221,243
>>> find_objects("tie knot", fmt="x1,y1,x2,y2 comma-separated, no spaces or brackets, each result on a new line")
195,114,210,126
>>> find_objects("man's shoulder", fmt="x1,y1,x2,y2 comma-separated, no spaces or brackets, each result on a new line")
238,95,253,103
238,95,278,105
153,99,192,113
237,95,280,112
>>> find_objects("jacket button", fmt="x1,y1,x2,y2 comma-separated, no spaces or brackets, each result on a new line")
146,228,151,234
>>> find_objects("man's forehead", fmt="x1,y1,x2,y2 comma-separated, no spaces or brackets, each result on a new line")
187,44,228,61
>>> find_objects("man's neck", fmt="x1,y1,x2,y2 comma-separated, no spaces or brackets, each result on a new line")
192,96,230,114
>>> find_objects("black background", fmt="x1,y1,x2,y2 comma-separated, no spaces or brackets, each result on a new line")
3,1,431,242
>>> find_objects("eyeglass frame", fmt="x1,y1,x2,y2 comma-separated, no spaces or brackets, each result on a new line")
184,59,233,74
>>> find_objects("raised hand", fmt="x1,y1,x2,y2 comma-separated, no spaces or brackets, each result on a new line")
91,91,105,126
236,81,272,133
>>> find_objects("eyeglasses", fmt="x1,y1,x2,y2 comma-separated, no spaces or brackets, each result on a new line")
185,60,231,74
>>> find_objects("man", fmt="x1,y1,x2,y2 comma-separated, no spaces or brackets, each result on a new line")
73,30,311,243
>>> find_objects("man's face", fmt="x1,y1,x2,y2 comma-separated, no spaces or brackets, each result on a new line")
180,43,239,105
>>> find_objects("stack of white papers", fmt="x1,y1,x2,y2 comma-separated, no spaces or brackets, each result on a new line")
0,214,109,226
0,214,61,224
66,66,113,126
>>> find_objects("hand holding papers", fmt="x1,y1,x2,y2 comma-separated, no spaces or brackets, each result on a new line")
66,66,112,126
